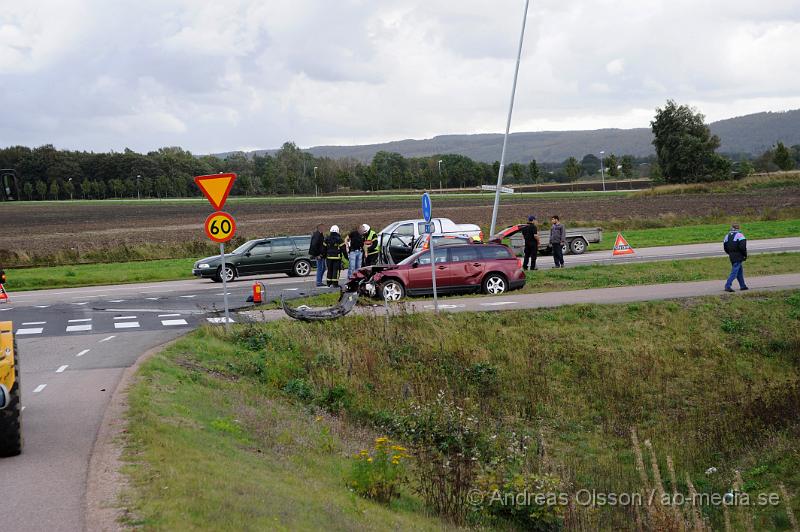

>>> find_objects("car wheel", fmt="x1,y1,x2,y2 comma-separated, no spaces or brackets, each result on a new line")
291,259,312,277
570,238,587,255
482,273,507,295
218,265,236,283
380,279,405,301
561,243,569,255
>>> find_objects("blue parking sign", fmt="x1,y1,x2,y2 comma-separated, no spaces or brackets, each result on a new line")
421,192,432,222
424,223,433,234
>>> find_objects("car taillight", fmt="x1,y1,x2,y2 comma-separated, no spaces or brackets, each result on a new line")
479,231,484,242
518,258,523,268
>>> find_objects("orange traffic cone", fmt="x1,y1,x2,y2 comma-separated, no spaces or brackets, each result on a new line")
0,284,8,303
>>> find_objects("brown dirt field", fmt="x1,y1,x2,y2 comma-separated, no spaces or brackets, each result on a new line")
1,188,798,263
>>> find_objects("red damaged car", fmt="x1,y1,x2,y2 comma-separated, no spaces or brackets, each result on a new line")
347,243,526,301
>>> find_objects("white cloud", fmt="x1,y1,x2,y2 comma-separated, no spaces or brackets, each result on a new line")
0,0,797,153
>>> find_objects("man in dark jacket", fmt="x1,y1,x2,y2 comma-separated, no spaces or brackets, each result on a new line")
324,225,346,287
521,215,539,270
723,223,749,292
309,224,326,287
549,215,566,268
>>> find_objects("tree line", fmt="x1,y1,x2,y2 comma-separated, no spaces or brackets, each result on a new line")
1,100,798,200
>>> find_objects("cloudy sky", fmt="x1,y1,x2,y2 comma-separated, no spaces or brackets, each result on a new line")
1,0,798,154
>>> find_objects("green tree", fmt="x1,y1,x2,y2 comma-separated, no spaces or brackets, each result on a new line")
620,155,635,179
63,179,75,200
651,100,731,182
35,180,47,199
773,141,795,171
528,159,540,183
506,162,525,184
564,157,581,181
580,154,600,176
49,180,59,200
603,154,620,177
23,181,33,200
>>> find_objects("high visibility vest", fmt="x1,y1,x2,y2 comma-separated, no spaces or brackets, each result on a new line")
365,230,380,256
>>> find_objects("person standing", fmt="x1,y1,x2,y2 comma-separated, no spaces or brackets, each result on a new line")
324,225,345,287
347,226,364,278
362,224,381,266
723,223,749,292
520,215,539,270
309,223,326,287
549,215,566,268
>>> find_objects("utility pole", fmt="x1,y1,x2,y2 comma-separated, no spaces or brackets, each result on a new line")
437,160,443,193
599,152,605,192
136,174,141,200
489,0,530,237
313,166,318,197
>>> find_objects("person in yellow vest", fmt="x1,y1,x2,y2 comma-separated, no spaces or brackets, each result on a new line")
361,224,381,266
323,226,346,287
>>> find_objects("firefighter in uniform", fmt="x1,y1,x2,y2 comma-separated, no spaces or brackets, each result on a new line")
324,225,346,287
361,224,381,266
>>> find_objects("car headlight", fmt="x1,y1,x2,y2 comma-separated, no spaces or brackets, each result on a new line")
199,263,211,269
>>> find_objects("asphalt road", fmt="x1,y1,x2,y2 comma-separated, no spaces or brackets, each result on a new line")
0,237,798,531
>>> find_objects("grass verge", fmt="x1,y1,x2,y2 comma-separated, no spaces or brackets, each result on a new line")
124,291,800,530
633,172,800,196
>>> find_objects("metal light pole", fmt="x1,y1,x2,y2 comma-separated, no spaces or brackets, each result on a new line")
68,177,73,200
599,152,605,192
136,174,141,200
489,0,531,238
437,160,443,193
313,166,318,197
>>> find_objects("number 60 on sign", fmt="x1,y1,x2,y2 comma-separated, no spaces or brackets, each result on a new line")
204,211,236,243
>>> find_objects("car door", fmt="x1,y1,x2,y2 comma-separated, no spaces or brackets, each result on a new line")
444,246,482,289
387,223,416,263
268,237,297,273
406,249,452,293
238,242,272,274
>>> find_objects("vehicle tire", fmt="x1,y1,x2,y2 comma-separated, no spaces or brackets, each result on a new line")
561,243,569,255
379,279,405,301
291,259,312,277
0,339,22,457
482,273,507,295
569,238,587,255
217,265,236,283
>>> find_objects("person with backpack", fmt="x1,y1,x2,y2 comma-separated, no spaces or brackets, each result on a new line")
324,225,346,287
723,223,749,292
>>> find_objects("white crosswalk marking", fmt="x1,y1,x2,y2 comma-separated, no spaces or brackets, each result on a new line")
158,313,181,317
72,302,89,306
33,384,47,393
34,305,50,308
207,317,235,324
22,321,46,325
56,365,68,373
114,321,140,329
99,335,116,343
108,300,125,303
68,318,92,323
113,316,137,320
0,307,14,311
145,297,159,301
161,319,189,326
76,349,90,357
179,295,196,298
16,328,43,335
66,324,92,332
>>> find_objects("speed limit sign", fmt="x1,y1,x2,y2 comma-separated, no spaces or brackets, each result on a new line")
204,211,236,243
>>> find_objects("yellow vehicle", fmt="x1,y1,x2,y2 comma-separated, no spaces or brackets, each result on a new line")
0,321,22,456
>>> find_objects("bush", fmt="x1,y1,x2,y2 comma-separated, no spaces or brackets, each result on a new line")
283,378,314,402
348,437,410,503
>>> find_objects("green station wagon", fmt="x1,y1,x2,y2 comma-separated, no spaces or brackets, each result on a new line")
192,235,313,282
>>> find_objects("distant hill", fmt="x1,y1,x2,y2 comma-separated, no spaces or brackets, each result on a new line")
227,109,800,164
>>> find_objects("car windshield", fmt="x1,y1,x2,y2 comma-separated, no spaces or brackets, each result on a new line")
232,240,258,254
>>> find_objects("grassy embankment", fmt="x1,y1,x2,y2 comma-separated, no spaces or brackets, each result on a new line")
633,171,800,196
123,290,800,530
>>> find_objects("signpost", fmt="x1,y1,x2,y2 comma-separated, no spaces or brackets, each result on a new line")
421,193,438,313
195,173,237,327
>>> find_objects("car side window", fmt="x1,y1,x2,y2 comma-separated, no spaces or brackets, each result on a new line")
292,236,311,251
272,238,294,253
396,224,414,237
478,246,514,260
250,243,272,255
416,251,445,265
450,246,479,262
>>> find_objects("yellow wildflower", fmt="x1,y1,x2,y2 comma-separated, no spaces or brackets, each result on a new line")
390,445,407,452
367,457,373,463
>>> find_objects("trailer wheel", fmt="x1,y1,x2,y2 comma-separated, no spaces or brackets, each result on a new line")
569,238,587,255
0,339,22,457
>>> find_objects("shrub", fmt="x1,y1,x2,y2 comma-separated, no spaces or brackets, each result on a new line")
283,378,314,402
473,468,564,530
348,437,410,503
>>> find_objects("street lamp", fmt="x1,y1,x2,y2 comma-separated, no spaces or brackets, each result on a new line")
68,177,73,200
599,152,605,192
313,166,318,197
136,174,141,200
437,160,443,193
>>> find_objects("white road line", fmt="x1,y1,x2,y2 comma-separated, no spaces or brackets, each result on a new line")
108,299,126,303
16,328,43,335
215,292,232,296
56,365,68,373
22,321,46,325
179,295,196,298
284,288,298,291
113,315,137,320
72,302,89,306
66,324,92,332
34,305,50,308
114,321,140,329
481,301,516,306
0,307,14,311
33,384,47,393
158,313,181,317
76,349,90,357
161,319,189,326
68,318,92,323
99,335,116,343
423,304,464,309
145,297,159,300
207,317,235,323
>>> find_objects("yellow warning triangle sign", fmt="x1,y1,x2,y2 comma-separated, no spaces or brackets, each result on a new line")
612,233,635,256
194,173,236,210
